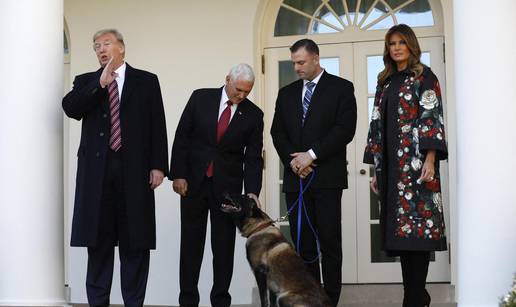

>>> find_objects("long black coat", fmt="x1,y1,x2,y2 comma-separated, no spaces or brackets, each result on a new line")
271,71,357,192
170,87,263,198
364,66,447,251
63,64,168,249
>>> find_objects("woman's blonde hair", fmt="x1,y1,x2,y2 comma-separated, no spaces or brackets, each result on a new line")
378,24,423,86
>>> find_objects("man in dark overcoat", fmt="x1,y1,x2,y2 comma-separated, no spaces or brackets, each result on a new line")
62,29,168,306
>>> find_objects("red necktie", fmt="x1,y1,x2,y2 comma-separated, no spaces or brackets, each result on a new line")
108,80,122,151
206,101,232,177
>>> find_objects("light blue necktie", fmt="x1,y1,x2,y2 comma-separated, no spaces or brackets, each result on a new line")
302,81,315,124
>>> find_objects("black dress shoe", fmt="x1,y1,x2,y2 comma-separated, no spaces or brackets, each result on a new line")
424,288,431,307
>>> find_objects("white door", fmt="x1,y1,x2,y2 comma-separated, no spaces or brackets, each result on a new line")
263,36,450,283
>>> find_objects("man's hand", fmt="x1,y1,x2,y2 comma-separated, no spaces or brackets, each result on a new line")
172,179,188,197
149,169,165,190
99,57,118,88
298,166,314,179
370,174,379,195
247,193,261,209
290,152,314,177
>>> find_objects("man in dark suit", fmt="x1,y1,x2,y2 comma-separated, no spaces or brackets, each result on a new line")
170,64,263,307
270,39,357,307
62,29,168,307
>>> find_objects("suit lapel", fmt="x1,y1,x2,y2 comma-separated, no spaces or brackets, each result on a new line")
120,64,136,110
303,71,329,124
94,68,109,113
209,88,223,145
291,80,304,128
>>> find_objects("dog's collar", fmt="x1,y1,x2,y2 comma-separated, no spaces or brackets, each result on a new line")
246,221,275,237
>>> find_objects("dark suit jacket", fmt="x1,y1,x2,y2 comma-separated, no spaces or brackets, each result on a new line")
170,87,263,199
271,71,357,192
62,64,168,249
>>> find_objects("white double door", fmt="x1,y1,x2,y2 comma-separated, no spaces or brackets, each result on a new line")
263,37,450,283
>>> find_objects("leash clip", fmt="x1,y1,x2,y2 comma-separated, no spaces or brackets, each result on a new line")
275,213,289,223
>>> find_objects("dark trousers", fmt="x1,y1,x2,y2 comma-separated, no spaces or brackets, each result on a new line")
179,177,236,307
286,188,343,307
86,149,150,307
400,251,431,307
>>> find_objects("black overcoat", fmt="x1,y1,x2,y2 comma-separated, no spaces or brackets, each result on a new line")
62,64,168,249
364,66,447,251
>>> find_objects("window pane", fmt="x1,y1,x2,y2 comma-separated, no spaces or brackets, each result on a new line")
421,52,430,67
280,183,287,216
275,6,310,36
361,1,389,28
368,15,395,30
312,6,341,34
358,0,380,24
394,0,434,27
284,0,320,15
367,55,383,94
279,60,298,88
371,224,397,262
370,185,380,220
280,160,285,181
346,0,363,25
328,0,348,25
320,57,340,77
368,97,375,123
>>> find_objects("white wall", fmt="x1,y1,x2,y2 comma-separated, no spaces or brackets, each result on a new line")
64,0,261,305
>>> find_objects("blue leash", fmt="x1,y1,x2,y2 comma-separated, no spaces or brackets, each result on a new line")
283,170,321,263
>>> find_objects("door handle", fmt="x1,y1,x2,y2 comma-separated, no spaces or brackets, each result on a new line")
359,169,366,175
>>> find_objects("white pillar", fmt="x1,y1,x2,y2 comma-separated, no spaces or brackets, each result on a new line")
454,0,516,306
0,0,65,305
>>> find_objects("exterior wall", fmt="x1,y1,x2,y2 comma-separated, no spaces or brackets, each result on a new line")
64,0,261,305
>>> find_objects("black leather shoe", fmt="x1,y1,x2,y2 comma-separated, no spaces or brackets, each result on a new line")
424,288,431,307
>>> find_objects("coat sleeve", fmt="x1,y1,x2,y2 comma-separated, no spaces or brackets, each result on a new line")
310,82,357,161
62,74,107,120
270,89,297,167
416,70,448,160
170,90,197,180
149,75,169,175
244,110,264,196
363,87,383,165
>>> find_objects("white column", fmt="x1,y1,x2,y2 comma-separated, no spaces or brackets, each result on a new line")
0,0,65,305
454,0,516,306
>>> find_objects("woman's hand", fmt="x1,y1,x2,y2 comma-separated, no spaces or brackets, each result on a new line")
370,174,379,195
419,150,436,182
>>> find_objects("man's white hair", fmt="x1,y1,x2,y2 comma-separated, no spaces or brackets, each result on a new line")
228,63,255,82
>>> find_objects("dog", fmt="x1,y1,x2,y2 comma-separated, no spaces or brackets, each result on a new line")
221,194,332,307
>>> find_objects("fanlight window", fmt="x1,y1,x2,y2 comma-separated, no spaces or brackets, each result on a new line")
274,0,434,36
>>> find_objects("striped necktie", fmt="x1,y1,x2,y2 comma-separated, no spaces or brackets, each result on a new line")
108,80,122,151
302,81,315,124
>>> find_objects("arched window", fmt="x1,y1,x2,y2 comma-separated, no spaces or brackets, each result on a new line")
274,0,435,36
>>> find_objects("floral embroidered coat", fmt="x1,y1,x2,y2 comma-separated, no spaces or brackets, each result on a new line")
364,66,448,252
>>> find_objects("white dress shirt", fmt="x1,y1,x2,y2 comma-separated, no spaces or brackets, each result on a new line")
113,62,126,99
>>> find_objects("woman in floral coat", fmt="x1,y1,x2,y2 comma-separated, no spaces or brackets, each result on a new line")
364,24,447,307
